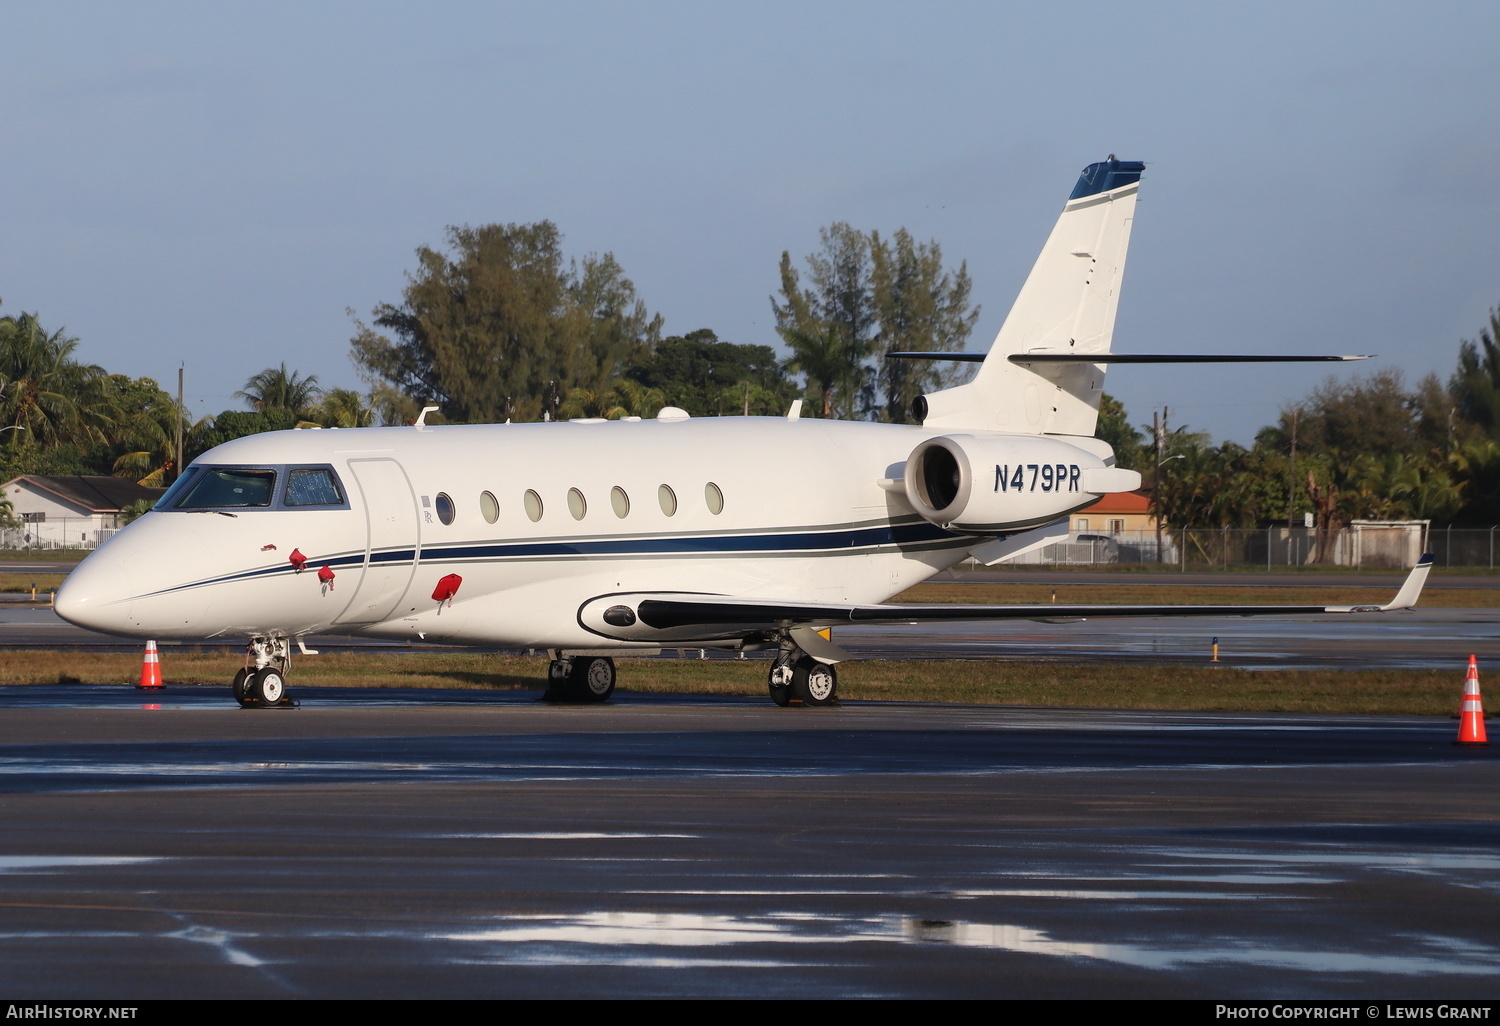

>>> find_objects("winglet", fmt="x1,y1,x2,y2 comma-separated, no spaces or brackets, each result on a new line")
1381,553,1434,611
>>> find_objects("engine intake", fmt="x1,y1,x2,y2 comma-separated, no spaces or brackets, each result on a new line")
903,433,1139,533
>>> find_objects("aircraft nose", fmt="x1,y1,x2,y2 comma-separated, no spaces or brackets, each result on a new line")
56,516,217,638
55,550,138,635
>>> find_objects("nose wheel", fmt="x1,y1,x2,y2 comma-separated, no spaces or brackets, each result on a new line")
234,637,298,708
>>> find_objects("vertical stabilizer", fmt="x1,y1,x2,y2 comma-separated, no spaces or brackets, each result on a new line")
919,157,1143,436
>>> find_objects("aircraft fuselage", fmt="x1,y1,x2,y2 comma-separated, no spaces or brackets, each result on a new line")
56,415,1110,651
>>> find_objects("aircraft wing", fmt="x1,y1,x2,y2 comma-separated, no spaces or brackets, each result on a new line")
628,554,1434,634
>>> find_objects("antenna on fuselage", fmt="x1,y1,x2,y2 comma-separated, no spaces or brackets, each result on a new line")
414,405,440,428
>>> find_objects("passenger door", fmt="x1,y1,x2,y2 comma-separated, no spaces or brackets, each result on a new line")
334,458,420,625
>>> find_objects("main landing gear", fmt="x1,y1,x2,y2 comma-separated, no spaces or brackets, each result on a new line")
234,635,298,708
544,654,616,704
767,646,839,708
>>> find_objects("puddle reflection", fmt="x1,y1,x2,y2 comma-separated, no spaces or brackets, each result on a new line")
437,910,1500,977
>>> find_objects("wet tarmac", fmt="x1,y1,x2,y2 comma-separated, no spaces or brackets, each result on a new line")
0,687,1496,998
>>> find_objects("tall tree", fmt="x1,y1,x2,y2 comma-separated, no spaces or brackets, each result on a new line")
625,329,796,417
237,364,322,416
773,223,976,420
869,228,979,423
1451,307,1500,438
1264,370,1425,461
781,324,856,419
0,312,109,449
351,222,661,423
772,224,876,417
1095,393,1144,469
100,375,188,485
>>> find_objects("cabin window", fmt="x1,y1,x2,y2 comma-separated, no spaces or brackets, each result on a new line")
172,468,276,509
567,488,587,520
479,490,500,524
658,484,677,516
284,468,345,507
524,489,544,522
705,482,724,515
610,486,630,518
435,492,455,525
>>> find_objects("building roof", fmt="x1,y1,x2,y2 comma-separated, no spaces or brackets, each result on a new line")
1077,489,1151,515
5,475,165,514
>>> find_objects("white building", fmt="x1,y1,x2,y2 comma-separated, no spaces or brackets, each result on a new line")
2,475,165,550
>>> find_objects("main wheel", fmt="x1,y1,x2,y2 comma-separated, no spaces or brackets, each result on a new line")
252,667,286,705
568,656,615,703
232,667,253,706
792,656,837,707
768,658,794,707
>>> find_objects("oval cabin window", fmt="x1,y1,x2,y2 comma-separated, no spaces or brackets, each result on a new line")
479,490,499,524
523,489,544,522
705,482,724,515
567,488,587,521
435,492,455,525
657,485,677,516
610,486,630,518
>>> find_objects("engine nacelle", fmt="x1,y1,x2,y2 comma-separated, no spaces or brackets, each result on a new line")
902,433,1141,533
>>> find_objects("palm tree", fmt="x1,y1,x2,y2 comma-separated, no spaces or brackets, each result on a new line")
0,312,108,447
781,323,864,418
236,364,322,416
558,379,664,421
315,388,376,428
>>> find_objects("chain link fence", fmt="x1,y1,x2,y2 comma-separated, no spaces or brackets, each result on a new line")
1007,522,1500,569
1,516,124,551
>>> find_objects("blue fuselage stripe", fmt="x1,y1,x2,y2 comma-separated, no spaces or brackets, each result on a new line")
147,520,972,598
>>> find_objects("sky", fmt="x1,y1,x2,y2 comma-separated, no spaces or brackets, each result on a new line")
4,1,1499,444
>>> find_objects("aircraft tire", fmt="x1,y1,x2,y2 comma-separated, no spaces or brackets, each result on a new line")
767,658,793,707
792,656,837,707
232,668,254,707
568,656,615,703
252,667,286,705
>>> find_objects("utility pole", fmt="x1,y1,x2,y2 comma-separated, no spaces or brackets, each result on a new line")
1153,407,1167,564
175,364,185,485
1286,407,1298,565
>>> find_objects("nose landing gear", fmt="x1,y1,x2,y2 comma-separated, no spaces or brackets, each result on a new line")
234,635,298,708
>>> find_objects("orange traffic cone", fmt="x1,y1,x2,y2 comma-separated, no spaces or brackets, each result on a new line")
136,640,164,691
1457,655,1488,746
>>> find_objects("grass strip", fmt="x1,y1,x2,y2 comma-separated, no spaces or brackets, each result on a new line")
0,574,67,594
0,649,1473,717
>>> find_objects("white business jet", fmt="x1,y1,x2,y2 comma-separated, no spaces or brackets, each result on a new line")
55,157,1432,707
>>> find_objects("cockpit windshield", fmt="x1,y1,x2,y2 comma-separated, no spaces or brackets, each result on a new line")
153,464,350,512
284,467,344,506
171,469,277,509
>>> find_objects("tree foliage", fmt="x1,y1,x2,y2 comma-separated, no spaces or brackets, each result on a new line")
0,312,109,449
624,329,797,417
1095,393,1144,470
1452,307,1500,439
237,363,322,417
869,228,979,423
350,222,661,423
773,223,976,420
